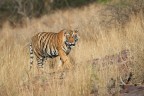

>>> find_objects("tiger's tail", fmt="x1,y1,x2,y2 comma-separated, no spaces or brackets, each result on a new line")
29,43,34,70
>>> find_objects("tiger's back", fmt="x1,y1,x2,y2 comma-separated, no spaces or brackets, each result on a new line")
31,32,59,59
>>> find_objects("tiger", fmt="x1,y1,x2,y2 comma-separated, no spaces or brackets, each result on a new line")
29,29,79,72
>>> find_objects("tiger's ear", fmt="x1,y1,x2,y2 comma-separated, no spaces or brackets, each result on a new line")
74,29,79,33
63,29,69,36
62,29,66,34
75,29,80,39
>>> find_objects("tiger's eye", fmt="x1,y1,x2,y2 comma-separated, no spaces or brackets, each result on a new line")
74,35,77,38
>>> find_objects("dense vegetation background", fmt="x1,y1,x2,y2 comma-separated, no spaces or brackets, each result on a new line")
0,0,144,27
0,0,97,26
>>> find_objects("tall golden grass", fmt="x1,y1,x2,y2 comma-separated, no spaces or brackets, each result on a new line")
0,2,144,96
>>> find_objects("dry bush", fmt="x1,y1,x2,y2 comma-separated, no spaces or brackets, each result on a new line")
100,0,144,29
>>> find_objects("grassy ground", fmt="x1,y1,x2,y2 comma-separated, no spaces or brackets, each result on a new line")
0,2,144,96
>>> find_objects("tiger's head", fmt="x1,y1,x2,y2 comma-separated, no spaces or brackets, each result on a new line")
64,29,80,48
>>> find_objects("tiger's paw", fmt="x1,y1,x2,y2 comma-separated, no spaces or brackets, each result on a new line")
63,62,74,70
37,67,48,75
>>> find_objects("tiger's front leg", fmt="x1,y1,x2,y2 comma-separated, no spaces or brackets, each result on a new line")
58,49,73,71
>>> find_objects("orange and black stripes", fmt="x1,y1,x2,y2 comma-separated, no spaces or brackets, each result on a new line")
30,32,59,68
29,29,79,70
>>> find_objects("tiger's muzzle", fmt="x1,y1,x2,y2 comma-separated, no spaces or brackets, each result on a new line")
65,42,76,47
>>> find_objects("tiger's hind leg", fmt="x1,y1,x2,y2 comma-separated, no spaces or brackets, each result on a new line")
37,58,44,68
37,57,45,75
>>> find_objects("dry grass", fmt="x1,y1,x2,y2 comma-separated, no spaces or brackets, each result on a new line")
0,2,144,96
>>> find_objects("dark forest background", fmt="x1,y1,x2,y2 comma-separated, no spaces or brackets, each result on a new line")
0,0,144,26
